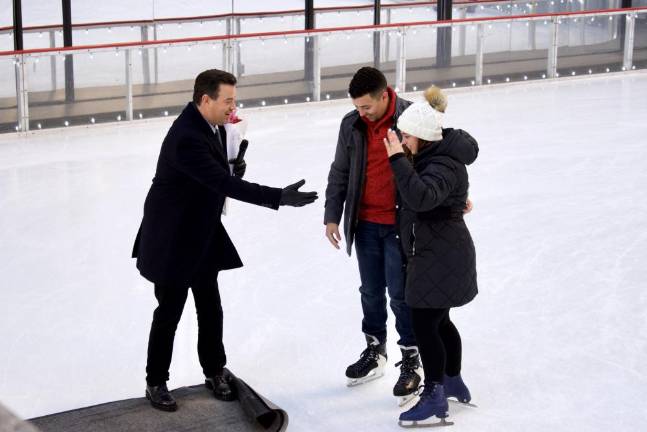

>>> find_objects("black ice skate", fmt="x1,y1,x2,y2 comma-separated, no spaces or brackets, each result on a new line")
345,335,387,387
393,346,423,406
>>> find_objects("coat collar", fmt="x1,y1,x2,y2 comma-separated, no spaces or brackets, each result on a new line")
183,102,228,164
185,102,216,138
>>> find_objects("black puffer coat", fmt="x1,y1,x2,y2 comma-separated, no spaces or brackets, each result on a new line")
389,128,479,309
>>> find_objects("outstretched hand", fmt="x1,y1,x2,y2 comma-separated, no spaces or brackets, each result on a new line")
383,129,405,157
280,179,319,207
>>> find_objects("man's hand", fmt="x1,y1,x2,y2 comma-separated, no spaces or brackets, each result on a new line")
228,158,246,178
279,179,318,207
464,198,473,214
325,223,341,250
383,129,405,157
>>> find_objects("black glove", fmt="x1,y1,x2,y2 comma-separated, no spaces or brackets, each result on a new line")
280,179,318,207
228,158,246,178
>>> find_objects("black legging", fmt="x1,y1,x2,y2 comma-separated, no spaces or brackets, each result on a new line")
411,308,462,383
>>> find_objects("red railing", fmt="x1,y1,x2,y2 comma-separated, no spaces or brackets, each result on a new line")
0,0,564,33
1,6,645,58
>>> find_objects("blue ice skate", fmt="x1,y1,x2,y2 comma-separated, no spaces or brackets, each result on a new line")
398,383,453,428
444,374,476,407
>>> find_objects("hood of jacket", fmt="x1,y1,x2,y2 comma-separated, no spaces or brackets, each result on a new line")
414,128,479,166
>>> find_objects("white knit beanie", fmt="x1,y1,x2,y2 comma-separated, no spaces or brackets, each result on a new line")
396,86,447,142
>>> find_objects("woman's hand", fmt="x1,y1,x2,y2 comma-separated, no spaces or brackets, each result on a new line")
464,198,473,214
383,129,405,157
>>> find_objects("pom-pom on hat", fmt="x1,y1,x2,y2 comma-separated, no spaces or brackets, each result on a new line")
397,86,447,141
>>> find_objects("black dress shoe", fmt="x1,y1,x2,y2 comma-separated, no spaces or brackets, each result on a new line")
146,383,178,411
205,374,236,401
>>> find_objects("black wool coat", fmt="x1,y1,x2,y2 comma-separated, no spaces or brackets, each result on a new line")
389,128,479,309
132,102,282,286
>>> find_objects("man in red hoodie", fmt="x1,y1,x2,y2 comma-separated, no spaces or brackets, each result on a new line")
324,67,421,403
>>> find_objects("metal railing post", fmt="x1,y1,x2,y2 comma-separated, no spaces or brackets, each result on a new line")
385,8,392,61
529,20,536,50
579,1,586,45
547,17,559,78
312,34,321,102
305,0,315,82
623,13,635,70
395,28,406,92
234,17,242,76
15,55,29,132
140,25,151,85
125,49,134,121
153,24,159,84
373,0,382,68
475,23,484,86
223,17,233,73
49,30,56,91
458,8,467,57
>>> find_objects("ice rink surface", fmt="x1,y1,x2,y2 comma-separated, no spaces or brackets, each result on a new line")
1,72,647,431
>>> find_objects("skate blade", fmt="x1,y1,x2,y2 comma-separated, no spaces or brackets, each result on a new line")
397,393,418,407
346,370,384,387
398,417,454,428
448,398,477,408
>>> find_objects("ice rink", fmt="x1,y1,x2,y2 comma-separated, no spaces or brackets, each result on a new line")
1,71,647,431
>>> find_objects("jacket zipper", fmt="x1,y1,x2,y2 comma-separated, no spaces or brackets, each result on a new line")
412,223,416,256
353,128,368,229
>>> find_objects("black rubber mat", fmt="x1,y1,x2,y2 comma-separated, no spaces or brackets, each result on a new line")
27,370,288,432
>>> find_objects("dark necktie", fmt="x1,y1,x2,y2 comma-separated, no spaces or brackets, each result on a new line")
216,126,227,160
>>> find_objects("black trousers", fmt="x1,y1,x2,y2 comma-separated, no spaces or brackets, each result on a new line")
145,272,226,385
410,308,462,384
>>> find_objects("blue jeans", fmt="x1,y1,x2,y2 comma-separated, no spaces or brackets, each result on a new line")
354,220,416,347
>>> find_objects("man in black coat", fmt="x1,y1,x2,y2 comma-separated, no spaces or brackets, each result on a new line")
132,69,317,412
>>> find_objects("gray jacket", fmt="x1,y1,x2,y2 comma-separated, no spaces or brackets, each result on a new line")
324,96,412,255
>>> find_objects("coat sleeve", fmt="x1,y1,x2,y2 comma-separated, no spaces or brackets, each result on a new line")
168,132,282,210
324,122,351,225
389,154,458,212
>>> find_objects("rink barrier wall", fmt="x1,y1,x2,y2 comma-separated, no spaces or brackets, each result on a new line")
0,1,625,107
0,0,626,67
2,7,644,57
1,6,646,133
0,1,578,34
1,0,572,111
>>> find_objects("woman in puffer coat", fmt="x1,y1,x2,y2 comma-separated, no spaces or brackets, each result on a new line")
383,86,478,427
